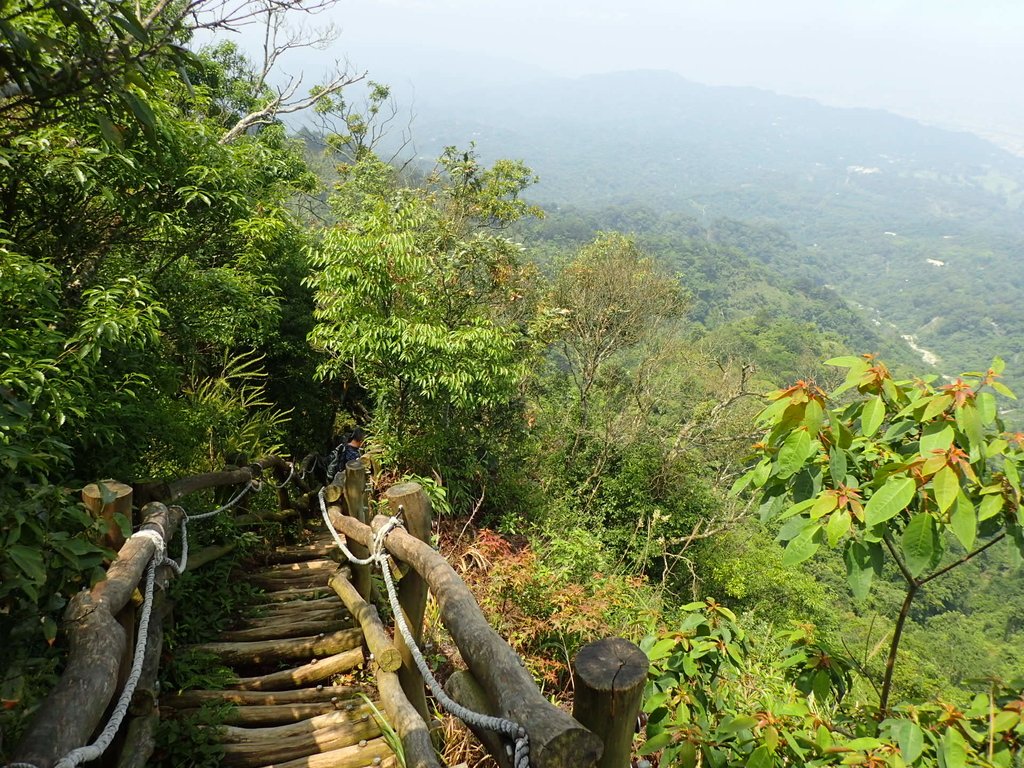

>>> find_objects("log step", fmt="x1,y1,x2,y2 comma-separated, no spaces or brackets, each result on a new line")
162,685,370,710
190,628,363,666
252,735,394,768
230,647,364,691
237,608,344,631
217,706,383,767
218,619,354,643
216,699,370,726
258,541,340,565
252,559,343,578
251,585,335,606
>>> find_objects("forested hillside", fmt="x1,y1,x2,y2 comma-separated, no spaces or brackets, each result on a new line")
386,69,1024,395
3,4,1024,768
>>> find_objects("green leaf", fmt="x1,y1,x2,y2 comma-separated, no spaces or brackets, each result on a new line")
977,391,997,424
940,727,968,768
719,715,759,734
777,428,813,478
861,395,885,437
844,541,878,600
978,494,1003,521
782,525,821,566
992,381,1017,400
639,731,673,754
922,394,954,421
7,544,46,584
864,476,917,527
826,509,851,547
828,446,848,486
746,746,774,768
955,403,984,457
646,637,677,661
919,422,955,456
891,720,925,764
950,495,977,551
932,466,959,513
803,399,824,433
991,356,1006,375
902,513,939,578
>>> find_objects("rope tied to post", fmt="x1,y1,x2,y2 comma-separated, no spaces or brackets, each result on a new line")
44,524,172,768
318,489,532,768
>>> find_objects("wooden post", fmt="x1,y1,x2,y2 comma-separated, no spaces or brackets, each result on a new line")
445,670,512,768
13,503,182,768
325,509,603,767
343,460,373,601
385,482,431,726
82,479,133,551
572,637,648,768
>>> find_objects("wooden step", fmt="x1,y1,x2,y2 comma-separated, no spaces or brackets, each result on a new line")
255,586,341,602
258,739,395,768
190,628,363,666
258,542,339,565
237,607,344,631
218,618,353,643
230,648,364,691
218,706,382,767
162,685,370,710
253,560,343,578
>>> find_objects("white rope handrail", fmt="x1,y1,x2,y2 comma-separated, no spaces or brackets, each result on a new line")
318,489,531,768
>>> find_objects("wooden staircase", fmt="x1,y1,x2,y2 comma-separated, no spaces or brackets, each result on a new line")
161,536,398,768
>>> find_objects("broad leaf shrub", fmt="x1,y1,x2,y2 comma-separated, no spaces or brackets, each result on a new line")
734,354,1024,710
641,601,1024,768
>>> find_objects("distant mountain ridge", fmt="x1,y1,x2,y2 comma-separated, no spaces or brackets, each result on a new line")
388,68,1024,383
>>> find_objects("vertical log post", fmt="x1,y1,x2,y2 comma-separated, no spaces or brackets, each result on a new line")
572,637,649,768
385,482,432,725
82,480,136,693
344,460,373,602
82,480,133,551
273,461,293,519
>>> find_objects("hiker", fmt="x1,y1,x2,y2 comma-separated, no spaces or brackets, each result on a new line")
326,428,366,481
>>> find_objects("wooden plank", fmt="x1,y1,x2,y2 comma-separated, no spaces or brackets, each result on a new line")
162,685,369,710
191,628,363,666
230,648,364,691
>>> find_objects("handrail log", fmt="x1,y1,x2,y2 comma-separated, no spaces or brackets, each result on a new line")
133,456,290,505
326,507,603,768
328,572,441,768
328,572,402,672
13,502,183,768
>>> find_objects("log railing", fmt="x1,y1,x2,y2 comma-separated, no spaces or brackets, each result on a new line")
323,462,650,768
12,454,649,768
11,457,304,768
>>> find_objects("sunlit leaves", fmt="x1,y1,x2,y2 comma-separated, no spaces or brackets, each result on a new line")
901,514,940,577
738,354,1021,614
863,476,917,527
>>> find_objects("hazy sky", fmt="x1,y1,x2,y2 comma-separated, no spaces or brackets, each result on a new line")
237,0,1024,146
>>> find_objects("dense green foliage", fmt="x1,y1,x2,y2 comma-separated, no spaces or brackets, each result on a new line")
3,6,1024,767
0,0,331,741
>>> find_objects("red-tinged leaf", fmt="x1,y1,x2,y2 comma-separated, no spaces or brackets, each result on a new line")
864,476,917,527
932,466,959,513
